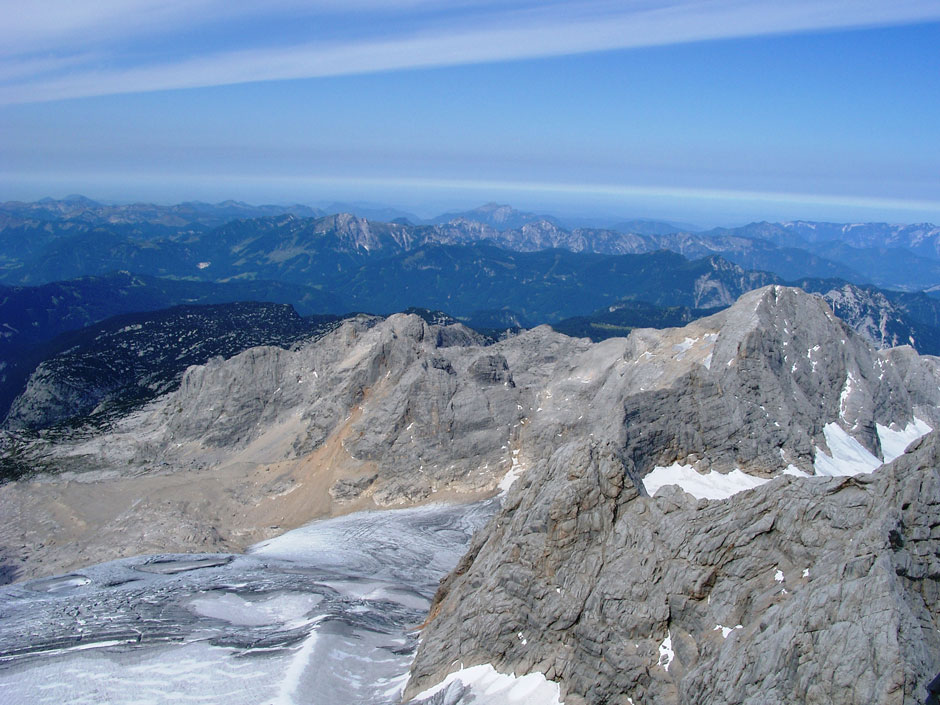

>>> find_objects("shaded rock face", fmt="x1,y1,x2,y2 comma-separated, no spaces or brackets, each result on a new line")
513,287,939,485
3,303,339,431
407,431,940,705
405,286,940,704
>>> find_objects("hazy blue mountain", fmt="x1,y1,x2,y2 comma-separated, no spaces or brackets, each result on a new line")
607,218,698,235
551,300,724,341
431,203,561,230
808,241,940,290
778,220,940,256
713,245,866,283
0,196,324,229
462,308,530,333
695,221,940,289
3,199,938,292
317,201,423,224
335,245,777,322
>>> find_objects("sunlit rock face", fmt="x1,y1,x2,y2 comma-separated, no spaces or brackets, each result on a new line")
406,287,940,705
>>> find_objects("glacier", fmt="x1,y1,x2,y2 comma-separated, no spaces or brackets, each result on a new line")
0,501,496,705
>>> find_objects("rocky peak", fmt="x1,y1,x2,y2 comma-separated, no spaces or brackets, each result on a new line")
405,286,940,705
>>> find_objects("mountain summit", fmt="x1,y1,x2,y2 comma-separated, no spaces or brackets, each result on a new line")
405,285,940,704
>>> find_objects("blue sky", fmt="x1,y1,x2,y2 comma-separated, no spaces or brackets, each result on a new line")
1,0,938,226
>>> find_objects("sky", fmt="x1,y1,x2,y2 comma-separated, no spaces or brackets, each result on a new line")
0,0,938,226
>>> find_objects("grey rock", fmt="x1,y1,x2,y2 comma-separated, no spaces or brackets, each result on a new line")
329,472,378,501
6,284,940,620
9,312,586,505
407,433,940,705
406,286,940,705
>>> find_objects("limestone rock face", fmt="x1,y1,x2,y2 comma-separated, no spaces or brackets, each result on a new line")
505,286,940,486
405,286,940,704
407,428,940,705
21,312,589,505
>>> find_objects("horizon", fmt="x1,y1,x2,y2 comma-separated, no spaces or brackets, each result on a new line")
5,192,939,231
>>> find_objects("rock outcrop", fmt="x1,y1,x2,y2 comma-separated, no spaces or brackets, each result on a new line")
0,312,589,579
408,434,940,705
405,286,940,704
52,312,587,504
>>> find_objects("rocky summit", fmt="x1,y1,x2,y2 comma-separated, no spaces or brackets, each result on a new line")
406,285,940,704
1,285,939,704
0,310,589,579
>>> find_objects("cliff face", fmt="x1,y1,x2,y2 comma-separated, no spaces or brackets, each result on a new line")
406,286,940,704
32,312,590,504
408,435,940,705
0,312,590,580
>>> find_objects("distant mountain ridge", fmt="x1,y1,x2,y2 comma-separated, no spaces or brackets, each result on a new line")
0,196,324,228
3,197,940,362
3,198,937,292
431,202,562,230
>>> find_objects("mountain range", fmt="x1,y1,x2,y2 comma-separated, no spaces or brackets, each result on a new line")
4,198,940,441
2,285,939,704
2,198,939,292
3,197,940,702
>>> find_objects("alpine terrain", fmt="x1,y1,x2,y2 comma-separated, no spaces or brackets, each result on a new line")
0,284,938,704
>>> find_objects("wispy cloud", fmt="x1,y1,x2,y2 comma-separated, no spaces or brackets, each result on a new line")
281,173,940,214
2,0,939,104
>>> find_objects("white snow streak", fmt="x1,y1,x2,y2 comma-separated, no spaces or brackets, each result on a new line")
876,417,932,463
658,632,675,671
413,664,563,705
643,464,770,500
839,372,857,421
813,423,881,477
272,628,321,705
498,450,525,494
713,624,743,639
782,464,809,478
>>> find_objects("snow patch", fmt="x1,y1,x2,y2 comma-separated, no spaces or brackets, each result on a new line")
783,465,809,478
839,372,857,421
673,337,697,358
498,452,525,494
813,423,881,477
413,664,563,705
713,624,743,639
643,464,770,501
658,632,674,671
876,417,932,463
